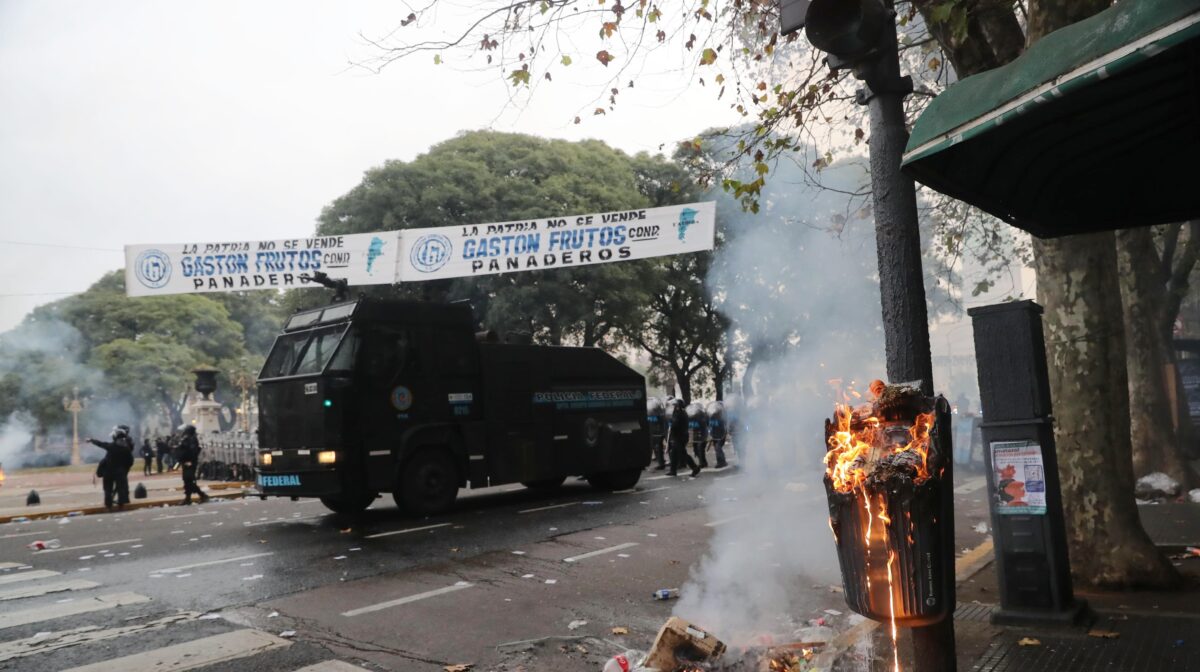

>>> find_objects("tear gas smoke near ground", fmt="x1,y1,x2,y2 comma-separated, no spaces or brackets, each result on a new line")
0,317,139,467
674,158,887,645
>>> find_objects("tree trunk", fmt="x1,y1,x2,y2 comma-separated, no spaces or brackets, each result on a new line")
676,366,692,405
1116,228,1190,485
1033,232,1179,588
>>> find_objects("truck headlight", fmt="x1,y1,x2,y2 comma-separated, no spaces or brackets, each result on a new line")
260,452,273,466
317,450,337,464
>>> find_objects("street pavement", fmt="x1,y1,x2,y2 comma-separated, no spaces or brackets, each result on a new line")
0,466,997,671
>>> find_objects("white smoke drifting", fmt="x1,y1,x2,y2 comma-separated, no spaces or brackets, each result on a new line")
674,158,887,645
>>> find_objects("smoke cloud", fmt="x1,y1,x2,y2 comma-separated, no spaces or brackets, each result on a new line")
674,157,887,644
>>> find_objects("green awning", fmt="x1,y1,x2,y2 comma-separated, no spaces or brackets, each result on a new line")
902,0,1200,238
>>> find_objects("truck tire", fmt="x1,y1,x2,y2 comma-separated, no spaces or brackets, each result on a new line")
586,468,641,492
319,491,376,515
396,449,459,516
521,477,567,490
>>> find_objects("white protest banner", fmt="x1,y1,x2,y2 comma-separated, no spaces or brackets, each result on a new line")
396,201,715,281
124,232,400,297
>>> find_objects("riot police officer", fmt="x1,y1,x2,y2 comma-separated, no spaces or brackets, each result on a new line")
706,400,729,468
646,397,668,470
667,399,701,477
177,426,210,504
686,402,709,468
88,425,135,510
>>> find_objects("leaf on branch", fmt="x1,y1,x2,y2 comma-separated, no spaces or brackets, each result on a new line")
928,57,941,70
596,50,614,66
929,2,954,24
594,108,606,115
854,128,865,144
648,7,662,22
400,12,417,27
509,66,531,86
545,72,552,81
656,29,666,42
573,116,581,124
756,81,767,91
561,55,572,66
685,34,696,50
433,54,442,65
600,21,618,38
700,48,717,65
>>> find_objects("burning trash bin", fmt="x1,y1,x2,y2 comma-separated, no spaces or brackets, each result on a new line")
822,381,955,632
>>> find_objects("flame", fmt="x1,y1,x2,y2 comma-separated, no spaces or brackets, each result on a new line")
824,403,936,494
0,464,6,485
882,498,901,672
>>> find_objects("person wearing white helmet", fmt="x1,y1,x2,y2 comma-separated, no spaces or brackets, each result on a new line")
87,425,135,510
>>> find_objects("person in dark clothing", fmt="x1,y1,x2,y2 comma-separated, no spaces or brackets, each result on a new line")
177,426,210,504
88,425,135,509
646,397,668,471
667,400,701,477
706,401,729,469
140,438,154,476
154,436,168,473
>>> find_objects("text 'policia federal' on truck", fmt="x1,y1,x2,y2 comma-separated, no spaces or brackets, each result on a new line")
254,285,650,515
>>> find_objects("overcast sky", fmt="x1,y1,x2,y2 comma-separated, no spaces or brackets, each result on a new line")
0,0,739,331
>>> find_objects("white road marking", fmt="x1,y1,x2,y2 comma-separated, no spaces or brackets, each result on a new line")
243,514,324,527
518,502,580,514
153,552,275,575
563,542,639,563
953,476,987,494
36,538,141,554
363,522,452,539
0,592,150,630
646,475,673,481
152,511,218,521
705,513,749,527
341,582,474,617
0,579,100,601
0,562,27,569
59,628,291,672
0,612,194,663
291,661,374,672
0,531,46,540
630,486,671,494
0,570,61,586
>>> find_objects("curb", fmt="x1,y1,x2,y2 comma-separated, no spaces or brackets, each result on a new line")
0,488,251,524
812,538,996,671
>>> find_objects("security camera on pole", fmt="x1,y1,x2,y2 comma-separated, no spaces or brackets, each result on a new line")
782,1,952,670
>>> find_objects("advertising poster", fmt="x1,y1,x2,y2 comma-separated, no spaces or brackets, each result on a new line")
125,232,400,297
990,440,1048,515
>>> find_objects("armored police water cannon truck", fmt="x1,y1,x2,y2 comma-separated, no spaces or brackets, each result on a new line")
254,295,650,515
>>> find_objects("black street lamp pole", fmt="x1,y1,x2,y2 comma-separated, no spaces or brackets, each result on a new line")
783,0,953,669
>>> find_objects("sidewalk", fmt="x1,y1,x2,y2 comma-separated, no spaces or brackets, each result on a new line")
832,501,1200,671
0,465,252,522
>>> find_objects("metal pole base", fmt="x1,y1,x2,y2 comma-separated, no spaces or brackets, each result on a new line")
912,618,957,672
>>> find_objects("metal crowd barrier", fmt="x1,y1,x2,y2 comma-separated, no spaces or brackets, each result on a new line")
197,433,258,482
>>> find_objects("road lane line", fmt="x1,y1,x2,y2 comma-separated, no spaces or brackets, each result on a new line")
59,628,290,672
705,513,749,527
0,532,47,540
563,542,639,563
341,583,474,617
291,661,374,672
36,538,141,554
518,502,580,514
0,579,100,601
153,552,275,575
242,514,324,527
953,476,987,494
0,592,150,630
0,570,60,586
0,562,26,569
152,510,218,521
364,522,452,539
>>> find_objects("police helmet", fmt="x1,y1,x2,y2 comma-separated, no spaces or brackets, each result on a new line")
182,425,197,436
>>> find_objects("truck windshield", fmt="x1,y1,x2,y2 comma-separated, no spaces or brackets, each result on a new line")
261,325,347,379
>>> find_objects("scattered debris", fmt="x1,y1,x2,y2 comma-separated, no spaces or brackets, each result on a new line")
26,490,40,506
27,539,61,551
1017,637,1041,646
444,665,473,672
1189,488,1200,504
602,650,644,672
652,588,678,601
643,617,725,671
1088,629,1120,639
568,620,589,631
58,517,70,525
280,630,296,638
1135,472,1181,500
973,522,989,534
544,579,558,585
611,626,629,635
198,613,221,620
268,611,279,618
339,528,352,534
333,556,347,560
823,609,843,616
